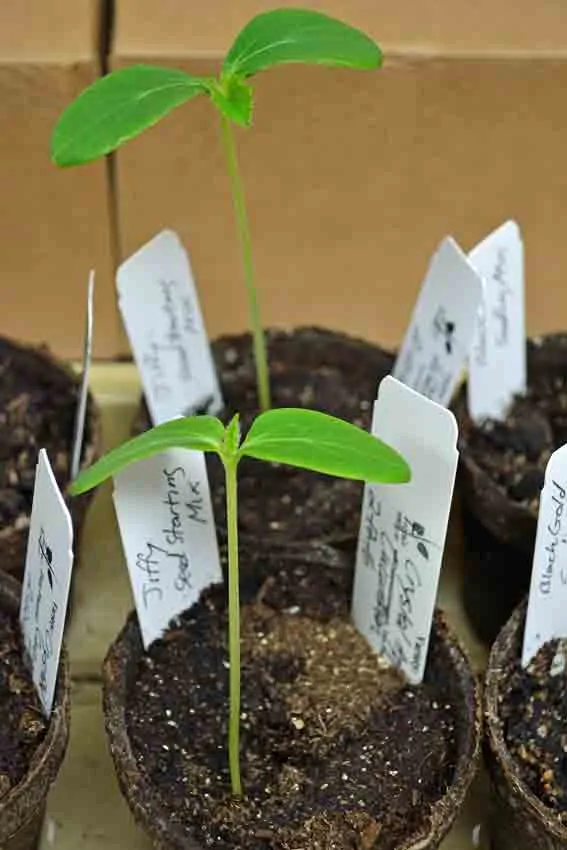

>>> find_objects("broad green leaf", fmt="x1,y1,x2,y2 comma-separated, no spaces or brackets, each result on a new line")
70,416,225,495
210,77,253,127
52,65,210,166
240,408,410,484
223,9,382,80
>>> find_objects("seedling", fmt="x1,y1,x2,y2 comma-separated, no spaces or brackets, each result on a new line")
70,407,409,796
51,9,382,411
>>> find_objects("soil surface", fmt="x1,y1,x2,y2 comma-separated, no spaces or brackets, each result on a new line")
501,639,567,819
0,607,47,797
137,328,395,549
464,384,563,512
0,339,86,529
127,558,460,849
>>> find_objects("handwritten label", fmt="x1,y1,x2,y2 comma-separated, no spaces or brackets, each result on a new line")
392,237,484,407
20,450,74,716
468,221,526,422
352,376,458,684
113,447,222,648
522,445,567,666
117,230,223,425
70,269,95,480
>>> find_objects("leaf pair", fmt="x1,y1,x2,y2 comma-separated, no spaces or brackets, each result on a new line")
70,408,410,495
51,8,382,166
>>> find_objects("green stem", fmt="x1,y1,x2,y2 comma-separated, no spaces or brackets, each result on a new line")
219,113,271,411
224,455,242,797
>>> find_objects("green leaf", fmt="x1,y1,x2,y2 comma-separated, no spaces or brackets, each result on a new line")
52,65,210,166
223,9,382,80
210,77,253,127
69,416,225,495
240,409,410,484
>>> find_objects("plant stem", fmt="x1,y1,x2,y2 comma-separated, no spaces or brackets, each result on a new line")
219,113,271,411
224,455,242,797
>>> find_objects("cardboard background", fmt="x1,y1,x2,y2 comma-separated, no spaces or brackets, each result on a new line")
111,0,567,352
2,2,567,358
0,0,120,359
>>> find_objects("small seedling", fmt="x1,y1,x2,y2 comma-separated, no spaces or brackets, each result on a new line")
69,407,409,797
51,9,382,411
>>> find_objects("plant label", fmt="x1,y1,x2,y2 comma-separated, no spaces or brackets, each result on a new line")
20,450,74,716
113,447,222,648
117,229,223,425
392,237,485,408
522,444,567,667
468,221,526,422
70,269,95,480
352,376,458,684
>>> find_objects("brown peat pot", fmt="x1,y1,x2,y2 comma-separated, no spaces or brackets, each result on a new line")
455,333,567,643
485,600,567,850
134,327,395,554
103,550,481,850
0,572,70,850
0,337,102,582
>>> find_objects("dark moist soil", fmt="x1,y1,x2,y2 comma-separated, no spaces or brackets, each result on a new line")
0,339,86,529
127,559,459,850
501,639,567,820
0,608,47,797
139,328,395,548
464,382,567,512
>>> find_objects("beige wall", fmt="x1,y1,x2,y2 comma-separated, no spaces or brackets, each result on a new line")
112,1,567,351
0,1,120,359
2,2,567,358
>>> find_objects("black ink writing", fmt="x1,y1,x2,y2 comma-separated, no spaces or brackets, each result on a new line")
186,477,207,525
415,354,451,405
174,552,192,594
162,466,186,546
412,635,426,673
137,541,194,610
492,248,512,348
433,307,456,355
361,498,434,678
373,531,396,632
159,279,191,382
160,279,183,346
181,295,199,336
540,480,567,595
136,542,164,608
38,527,55,589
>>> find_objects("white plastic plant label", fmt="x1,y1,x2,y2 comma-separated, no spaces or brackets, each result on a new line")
20,450,74,716
113,447,222,648
468,220,526,422
117,229,223,425
392,237,485,407
522,444,567,667
70,269,95,480
352,376,459,684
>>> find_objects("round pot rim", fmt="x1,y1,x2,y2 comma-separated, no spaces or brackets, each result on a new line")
0,335,102,543
455,332,567,538
485,598,567,840
103,597,481,850
212,324,396,353
0,571,70,842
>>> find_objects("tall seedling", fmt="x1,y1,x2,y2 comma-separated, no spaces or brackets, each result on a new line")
69,408,409,796
51,9,382,411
